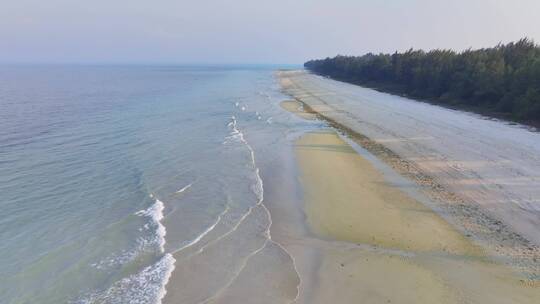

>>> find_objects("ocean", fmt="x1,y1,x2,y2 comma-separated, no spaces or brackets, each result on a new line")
0,65,312,304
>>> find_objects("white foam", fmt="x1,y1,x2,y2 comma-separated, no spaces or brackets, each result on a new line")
75,254,176,304
224,115,263,204
175,183,193,194
92,197,169,270
227,116,236,127
223,116,243,144
192,114,302,302
136,197,167,253
156,254,176,304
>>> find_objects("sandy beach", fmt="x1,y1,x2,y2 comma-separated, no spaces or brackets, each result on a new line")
278,70,540,272
160,71,540,304
282,101,540,303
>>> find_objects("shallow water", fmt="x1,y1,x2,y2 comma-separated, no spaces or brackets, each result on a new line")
0,65,311,304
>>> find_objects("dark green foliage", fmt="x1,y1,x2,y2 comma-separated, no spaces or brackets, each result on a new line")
304,39,540,122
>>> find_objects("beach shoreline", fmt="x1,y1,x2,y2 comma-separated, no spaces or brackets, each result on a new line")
278,70,540,276
278,97,540,303
159,69,539,304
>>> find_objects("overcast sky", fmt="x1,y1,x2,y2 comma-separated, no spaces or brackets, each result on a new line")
2,0,540,64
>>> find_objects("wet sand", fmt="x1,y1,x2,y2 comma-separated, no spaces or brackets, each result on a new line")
278,70,540,246
294,129,540,304
161,71,540,303
279,100,316,120
278,97,540,303
278,70,540,278
296,131,480,254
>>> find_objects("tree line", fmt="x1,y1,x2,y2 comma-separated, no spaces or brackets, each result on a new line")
304,38,540,123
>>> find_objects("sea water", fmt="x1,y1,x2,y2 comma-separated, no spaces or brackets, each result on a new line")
0,65,312,304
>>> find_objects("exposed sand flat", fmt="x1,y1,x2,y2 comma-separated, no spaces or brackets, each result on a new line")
279,100,316,120
294,130,540,304
296,131,479,255
278,70,540,276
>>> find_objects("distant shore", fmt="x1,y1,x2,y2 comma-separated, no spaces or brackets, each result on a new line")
278,71,540,302
310,74,540,130
278,70,540,250
304,39,540,127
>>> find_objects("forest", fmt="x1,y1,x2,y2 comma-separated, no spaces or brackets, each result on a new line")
304,39,540,123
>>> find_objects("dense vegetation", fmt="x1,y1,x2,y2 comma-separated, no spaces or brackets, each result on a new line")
304,39,540,123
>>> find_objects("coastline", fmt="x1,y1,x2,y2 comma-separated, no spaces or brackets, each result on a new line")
307,73,540,130
162,114,301,304
158,69,539,304
280,99,540,303
161,90,305,304
278,70,540,275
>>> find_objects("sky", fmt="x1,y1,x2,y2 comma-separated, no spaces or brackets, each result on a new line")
2,0,540,64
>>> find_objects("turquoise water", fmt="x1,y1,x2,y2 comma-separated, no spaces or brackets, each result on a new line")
0,65,309,303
